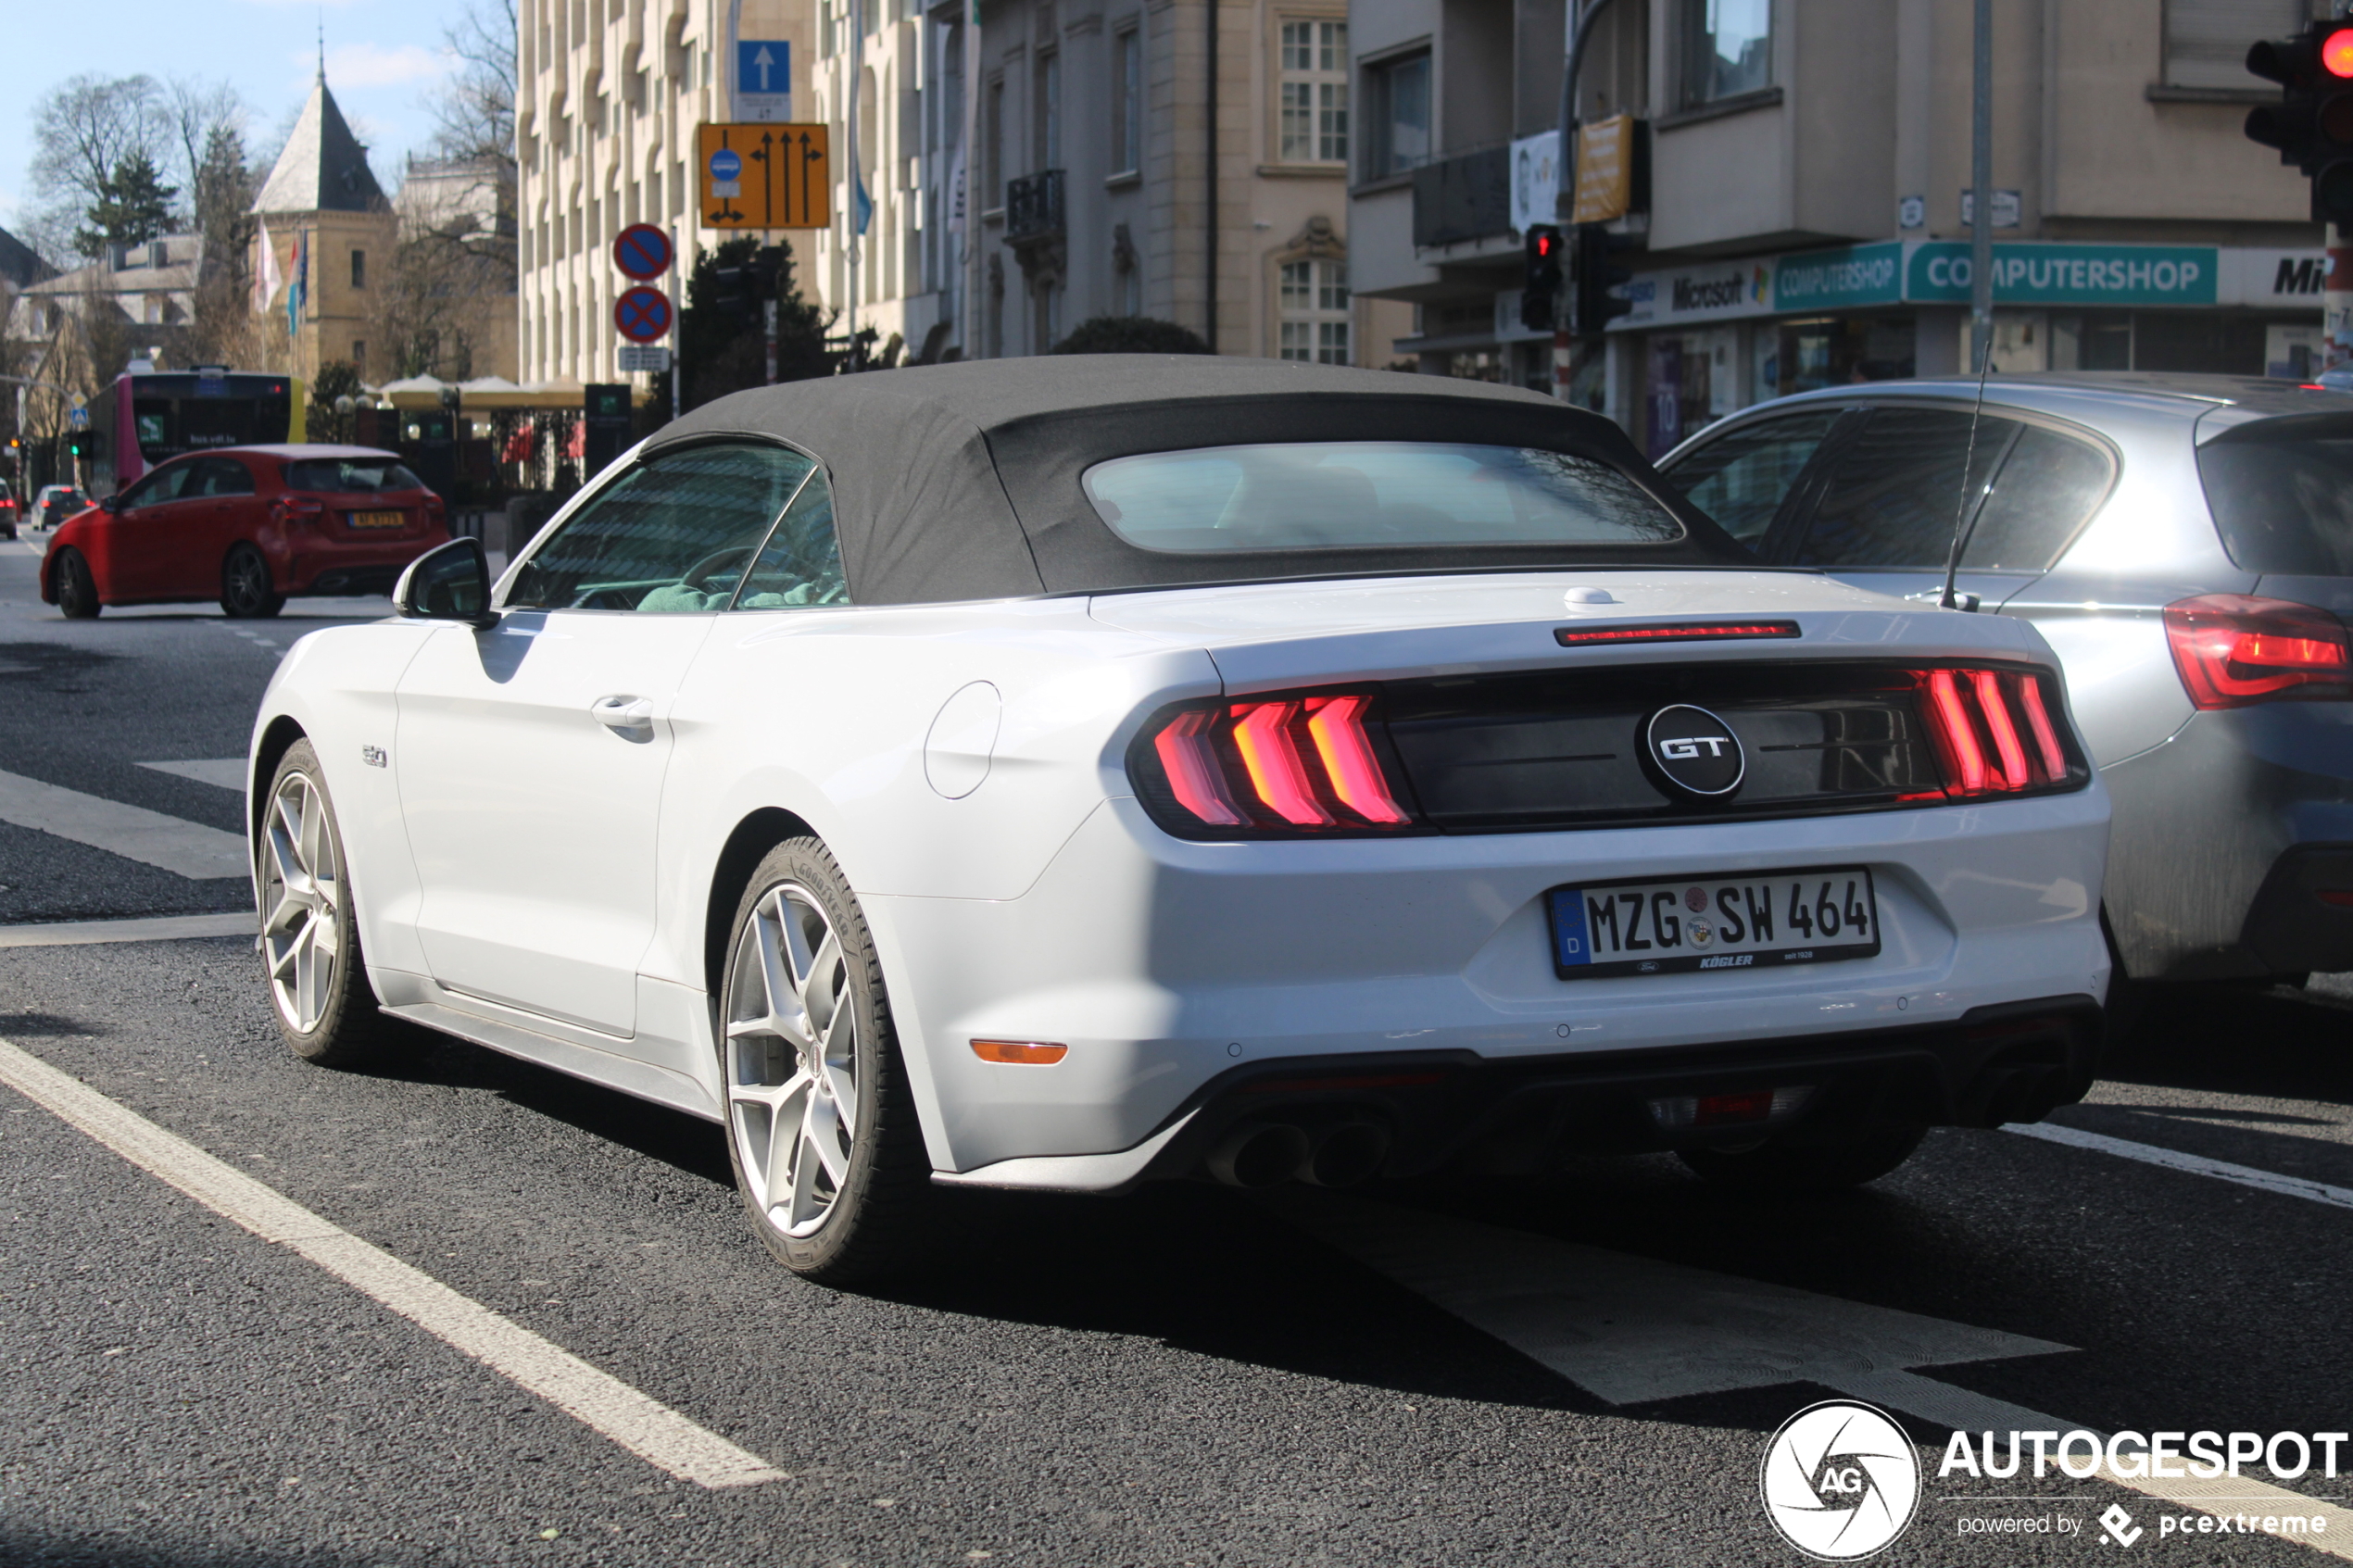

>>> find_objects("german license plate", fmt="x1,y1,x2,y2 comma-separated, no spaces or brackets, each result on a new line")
1546,867,1880,981
349,509,406,529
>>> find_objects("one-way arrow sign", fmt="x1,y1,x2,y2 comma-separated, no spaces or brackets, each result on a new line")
736,40,791,121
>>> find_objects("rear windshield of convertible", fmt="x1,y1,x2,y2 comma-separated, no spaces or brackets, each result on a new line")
1080,441,1685,554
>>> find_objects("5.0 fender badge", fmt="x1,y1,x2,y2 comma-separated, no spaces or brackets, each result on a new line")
360,746,388,769
1644,704,1743,797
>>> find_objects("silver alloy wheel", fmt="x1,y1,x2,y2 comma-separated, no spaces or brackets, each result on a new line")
259,771,342,1033
725,883,860,1238
224,549,271,614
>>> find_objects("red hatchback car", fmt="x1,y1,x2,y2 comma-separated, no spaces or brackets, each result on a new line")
42,444,449,619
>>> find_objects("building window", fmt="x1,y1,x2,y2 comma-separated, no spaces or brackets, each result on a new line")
1279,21,1349,163
1363,52,1429,178
1681,0,1771,106
2164,0,2305,90
1037,51,1062,169
1112,28,1142,174
1278,258,1350,364
350,249,366,289
353,340,367,371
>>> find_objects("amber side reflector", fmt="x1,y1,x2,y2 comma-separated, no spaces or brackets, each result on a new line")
971,1038,1069,1065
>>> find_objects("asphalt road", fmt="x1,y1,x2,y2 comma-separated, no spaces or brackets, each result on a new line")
1,531,2350,1566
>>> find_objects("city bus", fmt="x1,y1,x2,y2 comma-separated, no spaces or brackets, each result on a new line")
86,368,304,495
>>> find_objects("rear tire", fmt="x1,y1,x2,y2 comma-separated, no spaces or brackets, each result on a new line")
221,544,284,618
258,740,399,1069
52,547,99,619
716,838,936,1285
1680,1123,1927,1192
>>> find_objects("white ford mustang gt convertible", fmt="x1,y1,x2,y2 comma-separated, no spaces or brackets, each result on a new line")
247,357,2111,1282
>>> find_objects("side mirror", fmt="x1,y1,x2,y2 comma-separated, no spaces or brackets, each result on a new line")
395,536,497,627
99,494,120,514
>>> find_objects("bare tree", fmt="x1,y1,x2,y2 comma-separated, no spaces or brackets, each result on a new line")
161,80,246,213
30,75,166,256
433,0,518,166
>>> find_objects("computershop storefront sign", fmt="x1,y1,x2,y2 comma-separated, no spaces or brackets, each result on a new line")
1773,242,1905,311
1906,242,2218,307
1614,240,2315,332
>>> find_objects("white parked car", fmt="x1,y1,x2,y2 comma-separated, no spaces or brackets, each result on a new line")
247,358,2111,1283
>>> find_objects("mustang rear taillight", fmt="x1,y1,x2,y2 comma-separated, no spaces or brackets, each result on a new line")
2163,594,2353,709
1912,667,2078,797
1139,692,1419,837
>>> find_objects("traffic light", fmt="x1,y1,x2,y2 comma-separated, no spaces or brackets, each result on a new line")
64,430,97,461
708,245,787,330
1571,223,1635,337
1521,226,1564,332
2246,21,2353,225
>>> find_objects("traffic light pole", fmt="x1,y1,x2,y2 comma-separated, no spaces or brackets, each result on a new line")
2331,227,2353,373
1551,0,1615,401
1969,0,1994,372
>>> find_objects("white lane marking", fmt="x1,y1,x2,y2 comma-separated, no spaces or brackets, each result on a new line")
1289,1194,2353,1558
0,766,249,880
1278,1190,2070,1405
202,620,282,653
2008,1121,2353,1212
0,1035,786,1489
137,758,248,792
0,911,254,947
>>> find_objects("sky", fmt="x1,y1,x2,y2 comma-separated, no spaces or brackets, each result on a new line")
1,0,487,249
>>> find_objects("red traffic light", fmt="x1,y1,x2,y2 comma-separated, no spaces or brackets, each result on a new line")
1532,232,1561,259
2326,27,2353,77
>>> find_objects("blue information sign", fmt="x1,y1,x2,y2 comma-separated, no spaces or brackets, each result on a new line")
737,41,790,98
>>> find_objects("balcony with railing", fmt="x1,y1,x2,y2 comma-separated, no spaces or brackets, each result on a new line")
1006,169,1066,246
1411,144,1511,252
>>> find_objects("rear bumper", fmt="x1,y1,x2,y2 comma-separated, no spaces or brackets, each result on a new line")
937,996,2101,1192
872,783,2112,1176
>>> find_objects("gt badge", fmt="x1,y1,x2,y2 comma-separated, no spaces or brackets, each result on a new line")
1644,704,1743,797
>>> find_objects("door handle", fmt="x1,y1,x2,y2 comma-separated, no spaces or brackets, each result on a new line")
591,695,656,731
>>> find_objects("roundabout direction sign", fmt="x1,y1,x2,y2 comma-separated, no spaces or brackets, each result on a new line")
614,286,674,345
612,223,673,281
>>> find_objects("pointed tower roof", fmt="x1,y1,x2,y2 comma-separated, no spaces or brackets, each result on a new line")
251,71,384,215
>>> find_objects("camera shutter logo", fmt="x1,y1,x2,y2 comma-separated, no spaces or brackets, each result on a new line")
1759,1400,1921,1560
1645,704,1745,797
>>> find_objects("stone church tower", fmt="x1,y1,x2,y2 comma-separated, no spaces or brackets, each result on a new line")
250,69,394,382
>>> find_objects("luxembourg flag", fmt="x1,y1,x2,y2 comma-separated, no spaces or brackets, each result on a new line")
252,220,283,315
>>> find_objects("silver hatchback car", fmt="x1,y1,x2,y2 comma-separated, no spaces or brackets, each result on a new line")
1659,371,2353,998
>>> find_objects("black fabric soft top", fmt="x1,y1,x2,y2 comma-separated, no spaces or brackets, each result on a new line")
648,355,1750,605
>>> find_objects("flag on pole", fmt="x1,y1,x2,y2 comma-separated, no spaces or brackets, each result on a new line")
286,230,308,338
252,220,282,315
854,174,873,237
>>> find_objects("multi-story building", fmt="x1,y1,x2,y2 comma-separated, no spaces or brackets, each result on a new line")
518,0,1407,380
1351,0,2330,451
515,0,818,386
949,0,1410,358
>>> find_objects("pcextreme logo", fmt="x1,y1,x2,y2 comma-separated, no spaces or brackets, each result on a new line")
1760,1400,1923,1560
